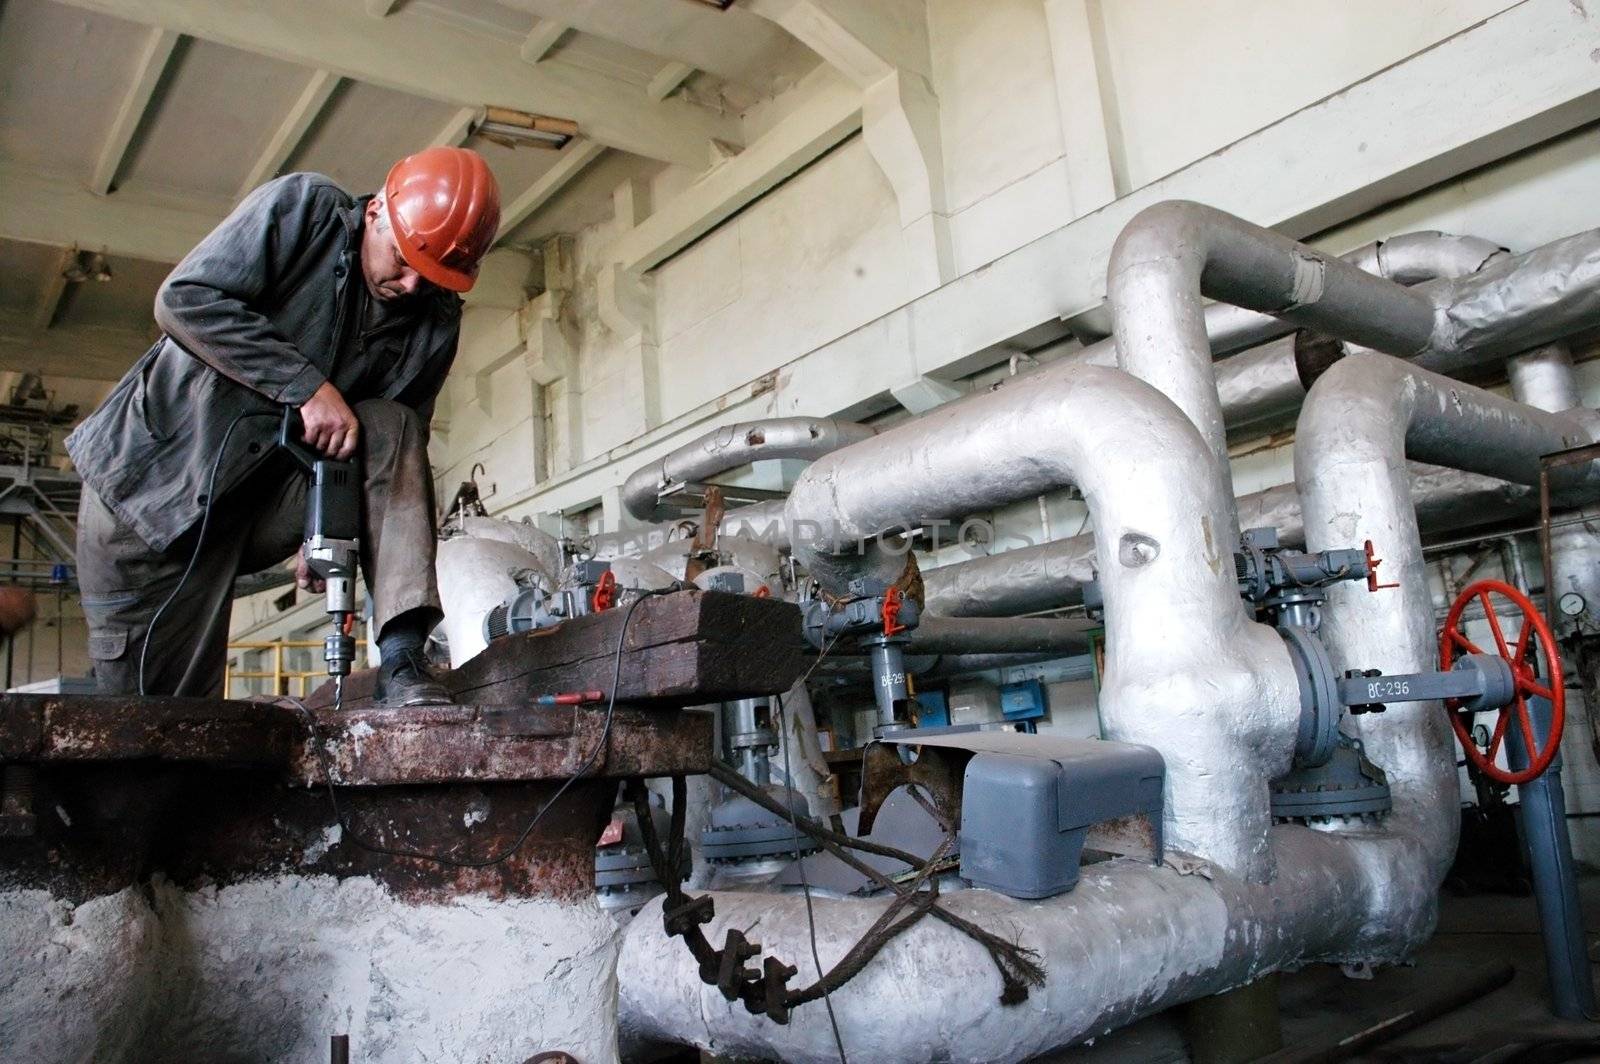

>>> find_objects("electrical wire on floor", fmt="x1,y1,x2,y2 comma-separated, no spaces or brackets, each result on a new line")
139,410,279,696
279,586,673,869
777,690,848,1064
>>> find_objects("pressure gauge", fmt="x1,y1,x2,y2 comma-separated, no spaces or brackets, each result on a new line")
1559,591,1587,618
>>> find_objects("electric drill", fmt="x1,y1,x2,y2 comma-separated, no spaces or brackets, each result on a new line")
278,408,361,689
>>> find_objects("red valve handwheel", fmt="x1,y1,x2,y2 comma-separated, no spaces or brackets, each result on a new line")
1438,579,1565,786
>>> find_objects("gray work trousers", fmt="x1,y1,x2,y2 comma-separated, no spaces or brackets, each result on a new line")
76,398,442,697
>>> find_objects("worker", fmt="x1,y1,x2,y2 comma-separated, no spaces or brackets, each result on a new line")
66,147,501,705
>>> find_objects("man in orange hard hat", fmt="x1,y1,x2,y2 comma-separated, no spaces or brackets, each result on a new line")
67,147,501,705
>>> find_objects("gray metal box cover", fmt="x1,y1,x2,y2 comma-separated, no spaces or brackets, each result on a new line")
957,736,1164,899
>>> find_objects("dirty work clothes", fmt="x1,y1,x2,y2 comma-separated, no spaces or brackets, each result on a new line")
77,399,441,698
64,173,461,555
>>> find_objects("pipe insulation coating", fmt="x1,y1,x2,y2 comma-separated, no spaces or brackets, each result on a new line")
621,418,876,521
788,363,1303,881
1295,352,1600,913
919,465,1535,618
620,210,1600,1063
1107,201,1441,499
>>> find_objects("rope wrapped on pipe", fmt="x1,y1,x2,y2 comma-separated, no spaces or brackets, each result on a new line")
625,766,1045,1026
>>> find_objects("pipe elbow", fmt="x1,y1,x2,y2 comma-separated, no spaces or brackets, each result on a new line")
1108,200,1212,281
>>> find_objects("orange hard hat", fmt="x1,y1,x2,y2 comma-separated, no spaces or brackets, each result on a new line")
383,147,501,293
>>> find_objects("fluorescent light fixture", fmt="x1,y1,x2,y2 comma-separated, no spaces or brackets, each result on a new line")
475,107,578,150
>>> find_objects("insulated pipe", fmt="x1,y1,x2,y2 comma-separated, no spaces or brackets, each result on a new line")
621,418,876,521
1107,202,1439,532
1422,228,1600,372
1077,231,1505,360
1295,353,1599,905
787,365,1302,880
921,466,1539,618
618,827,1417,1063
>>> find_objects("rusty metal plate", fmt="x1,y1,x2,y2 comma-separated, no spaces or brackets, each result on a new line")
0,694,295,764
858,740,967,837
291,703,713,786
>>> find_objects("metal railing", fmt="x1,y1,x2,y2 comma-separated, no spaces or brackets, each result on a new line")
223,639,368,699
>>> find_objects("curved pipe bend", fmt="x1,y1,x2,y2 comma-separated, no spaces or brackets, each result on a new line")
787,364,1301,880
1107,201,1439,519
1295,352,1599,943
621,418,876,522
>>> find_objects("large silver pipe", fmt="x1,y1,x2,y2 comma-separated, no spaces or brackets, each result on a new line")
1422,228,1600,372
621,418,876,521
787,364,1301,880
1106,201,1439,520
618,819,1431,1062
1076,230,1505,360
922,465,1538,618
1296,353,1599,920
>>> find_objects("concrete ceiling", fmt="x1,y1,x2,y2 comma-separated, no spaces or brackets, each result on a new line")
0,0,820,394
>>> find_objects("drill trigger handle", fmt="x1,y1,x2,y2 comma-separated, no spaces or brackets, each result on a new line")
277,406,323,472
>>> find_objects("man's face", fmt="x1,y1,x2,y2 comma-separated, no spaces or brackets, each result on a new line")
360,195,429,302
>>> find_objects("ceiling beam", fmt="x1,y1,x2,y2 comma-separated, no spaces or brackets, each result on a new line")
89,26,181,196
497,139,607,241
647,62,696,102
0,160,221,263
609,66,861,275
519,19,570,64
238,69,341,199
54,0,741,167
430,106,482,149
31,250,79,332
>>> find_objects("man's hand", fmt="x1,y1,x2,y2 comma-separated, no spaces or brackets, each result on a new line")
299,380,359,459
295,553,326,594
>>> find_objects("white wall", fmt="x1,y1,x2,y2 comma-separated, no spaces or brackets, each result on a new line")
1093,0,1513,190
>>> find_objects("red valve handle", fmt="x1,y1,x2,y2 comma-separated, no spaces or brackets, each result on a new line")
591,569,618,612
882,585,906,637
1439,579,1565,786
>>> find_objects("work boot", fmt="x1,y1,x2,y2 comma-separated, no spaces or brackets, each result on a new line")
376,647,452,707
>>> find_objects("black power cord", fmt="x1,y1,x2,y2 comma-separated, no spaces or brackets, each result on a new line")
139,410,280,696
283,586,672,869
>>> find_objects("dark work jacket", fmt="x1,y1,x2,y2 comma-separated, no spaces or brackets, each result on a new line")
66,173,462,553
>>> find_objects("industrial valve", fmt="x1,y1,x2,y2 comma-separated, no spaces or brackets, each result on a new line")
1439,579,1566,786
1234,526,1381,629
801,575,921,738
483,559,618,641
1235,526,1389,768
